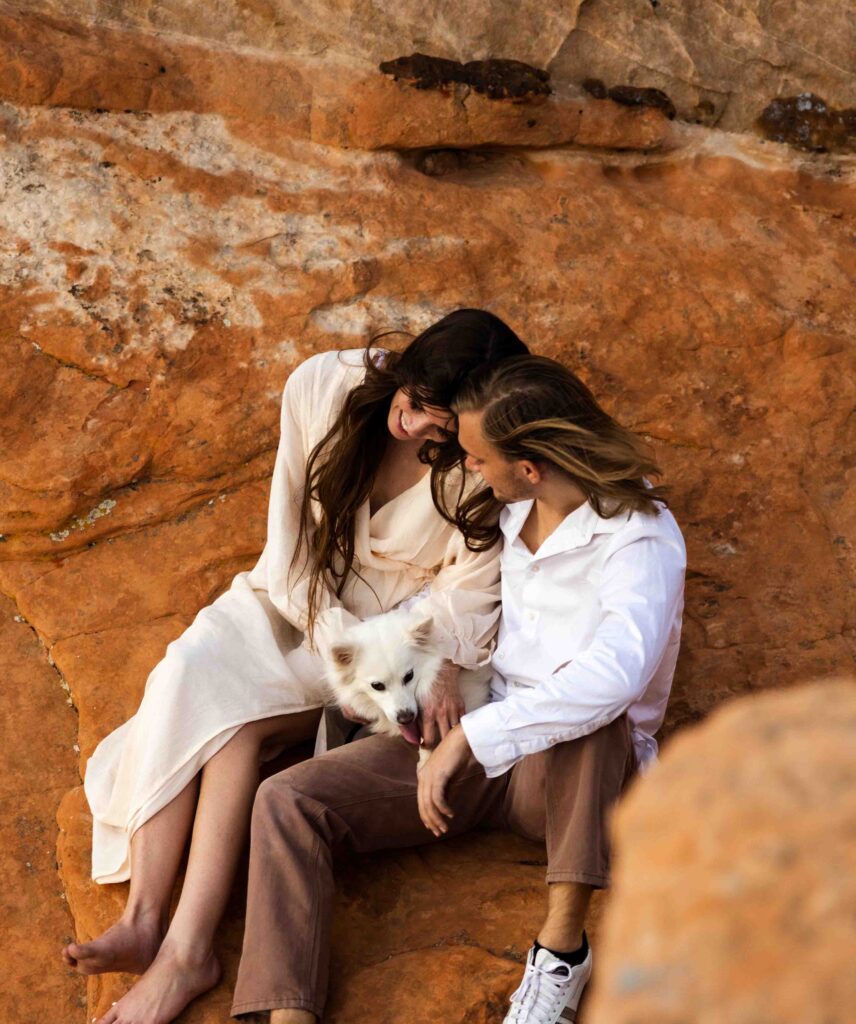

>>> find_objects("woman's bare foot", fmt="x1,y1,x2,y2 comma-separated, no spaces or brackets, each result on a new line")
62,912,164,976
95,941,220,1024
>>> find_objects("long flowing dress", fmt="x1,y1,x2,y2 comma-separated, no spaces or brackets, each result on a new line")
84,348,501,883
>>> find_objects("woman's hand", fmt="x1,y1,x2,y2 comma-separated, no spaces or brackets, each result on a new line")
419,661,465,749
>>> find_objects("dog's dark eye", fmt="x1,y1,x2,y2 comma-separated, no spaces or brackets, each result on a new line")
371,681,386,691
402,669,414,684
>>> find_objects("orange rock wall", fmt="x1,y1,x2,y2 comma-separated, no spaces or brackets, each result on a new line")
0,5,854,1022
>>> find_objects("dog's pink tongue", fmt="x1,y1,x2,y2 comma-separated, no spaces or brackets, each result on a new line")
399,721,421,746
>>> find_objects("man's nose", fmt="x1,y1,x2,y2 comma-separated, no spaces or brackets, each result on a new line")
464,454,477,472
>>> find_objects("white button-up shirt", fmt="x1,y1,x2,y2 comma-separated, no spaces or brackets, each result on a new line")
460,497,686,778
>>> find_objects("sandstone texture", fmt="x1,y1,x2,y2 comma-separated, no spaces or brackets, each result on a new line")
0,594,85,1023
587,679,856,1023
8,0,856,132
0,3,855,1022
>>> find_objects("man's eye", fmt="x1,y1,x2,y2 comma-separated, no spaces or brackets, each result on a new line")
403,669,414,684
371,681,386,691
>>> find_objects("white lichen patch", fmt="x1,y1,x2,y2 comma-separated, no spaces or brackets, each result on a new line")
50,498,117,542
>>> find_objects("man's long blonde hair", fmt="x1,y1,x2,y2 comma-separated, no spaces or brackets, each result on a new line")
452,355,668,520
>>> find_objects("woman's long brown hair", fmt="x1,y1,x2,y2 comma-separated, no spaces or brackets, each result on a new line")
453,355,669,524
291,309,528,642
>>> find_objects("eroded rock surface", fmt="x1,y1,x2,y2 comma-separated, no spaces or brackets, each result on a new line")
0,595,84,1023
11,1,856,131
1,4,855,1022
587,679,856,1023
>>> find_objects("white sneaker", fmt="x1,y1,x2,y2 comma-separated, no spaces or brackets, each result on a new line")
502,944,593,1024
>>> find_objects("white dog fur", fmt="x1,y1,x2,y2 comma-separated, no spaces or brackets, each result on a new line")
324,608,491,767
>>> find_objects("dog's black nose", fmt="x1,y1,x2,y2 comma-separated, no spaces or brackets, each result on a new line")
396,710,416,724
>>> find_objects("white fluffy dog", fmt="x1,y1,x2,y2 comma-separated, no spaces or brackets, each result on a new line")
324,608,491,765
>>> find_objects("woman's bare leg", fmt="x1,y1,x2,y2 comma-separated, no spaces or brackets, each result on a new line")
94,707,322,1024
63,773,200,974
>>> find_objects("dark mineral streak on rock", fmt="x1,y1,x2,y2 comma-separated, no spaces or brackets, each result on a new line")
379,52,551,100
414,149,491,177
582,78,608,100
608,85,677,119
415,149,465,176
692,98,718,125
757,93,856,152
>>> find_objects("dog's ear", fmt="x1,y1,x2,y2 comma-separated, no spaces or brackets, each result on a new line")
408,615,434,646
330,643,356,667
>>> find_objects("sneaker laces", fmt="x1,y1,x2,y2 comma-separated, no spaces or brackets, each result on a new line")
506,954,571,1023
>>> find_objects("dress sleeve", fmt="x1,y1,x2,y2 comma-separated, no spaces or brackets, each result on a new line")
460,528,686,777
247,354,360,652
404,527,502,671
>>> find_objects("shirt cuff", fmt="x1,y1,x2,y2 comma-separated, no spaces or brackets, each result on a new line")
460,703,521,778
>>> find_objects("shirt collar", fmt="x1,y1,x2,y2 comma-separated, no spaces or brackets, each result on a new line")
500,497,631,558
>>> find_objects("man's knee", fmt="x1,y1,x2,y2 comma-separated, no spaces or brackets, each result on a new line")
252,771,306,835
252,763,331,833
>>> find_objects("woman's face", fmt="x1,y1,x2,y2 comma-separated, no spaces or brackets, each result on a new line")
387,388,456,444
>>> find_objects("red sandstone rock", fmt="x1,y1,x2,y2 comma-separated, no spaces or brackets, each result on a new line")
587,679,856,1023
0,8,854,1023
9,3,856,133
0,596,84,1023
310,76,673,151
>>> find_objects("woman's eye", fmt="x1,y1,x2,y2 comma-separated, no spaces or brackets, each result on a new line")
403,669,414,684
371,681,386,691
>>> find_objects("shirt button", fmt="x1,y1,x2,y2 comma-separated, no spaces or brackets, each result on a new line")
530,565,540,574
526,611,536,621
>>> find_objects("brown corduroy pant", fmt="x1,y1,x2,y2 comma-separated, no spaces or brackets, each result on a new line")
231,713,637,1019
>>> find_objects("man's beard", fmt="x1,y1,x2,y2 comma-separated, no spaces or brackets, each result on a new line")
489,476,532,504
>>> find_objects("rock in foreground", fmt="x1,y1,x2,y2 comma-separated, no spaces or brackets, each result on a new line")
587,678,856,1023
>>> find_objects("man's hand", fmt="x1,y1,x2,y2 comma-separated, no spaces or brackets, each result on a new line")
420,661,465,748
417,724,472,837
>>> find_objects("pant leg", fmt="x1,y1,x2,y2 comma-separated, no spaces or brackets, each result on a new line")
231,733,505,1018
502,714,637,889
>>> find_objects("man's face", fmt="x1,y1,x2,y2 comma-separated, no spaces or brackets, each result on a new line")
457,410,534,503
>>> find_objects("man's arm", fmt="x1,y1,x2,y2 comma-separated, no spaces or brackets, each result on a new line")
460,530,686,778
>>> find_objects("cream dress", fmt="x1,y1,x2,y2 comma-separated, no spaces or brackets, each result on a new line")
85,349,501,883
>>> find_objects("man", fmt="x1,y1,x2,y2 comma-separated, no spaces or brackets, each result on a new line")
231,355,686,1024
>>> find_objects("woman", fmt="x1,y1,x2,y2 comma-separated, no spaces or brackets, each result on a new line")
63,308,528,1024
